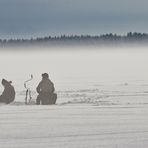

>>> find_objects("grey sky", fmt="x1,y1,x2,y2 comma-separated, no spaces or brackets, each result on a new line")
0,0,148,38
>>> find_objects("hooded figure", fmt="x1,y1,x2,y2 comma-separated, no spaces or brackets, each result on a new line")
36,73,57,105
0,79,15,104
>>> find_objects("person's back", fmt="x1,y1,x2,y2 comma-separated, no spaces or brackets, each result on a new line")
37,79,54,94
36,73,57,105
0,79,15,104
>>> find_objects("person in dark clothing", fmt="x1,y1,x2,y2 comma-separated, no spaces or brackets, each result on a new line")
36,73,57,105
0,79,15,104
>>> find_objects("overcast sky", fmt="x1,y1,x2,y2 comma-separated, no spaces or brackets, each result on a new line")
0,0,148,38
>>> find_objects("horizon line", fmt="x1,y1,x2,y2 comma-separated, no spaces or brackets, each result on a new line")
1,32,148,40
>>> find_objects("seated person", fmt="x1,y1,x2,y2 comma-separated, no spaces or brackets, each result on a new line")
36,73,57,105
0,79,15,104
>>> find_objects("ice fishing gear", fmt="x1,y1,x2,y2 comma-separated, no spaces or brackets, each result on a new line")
24,75,33,105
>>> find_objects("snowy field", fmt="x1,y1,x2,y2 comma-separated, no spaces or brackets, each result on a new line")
0,47,148,147
0,84,148,148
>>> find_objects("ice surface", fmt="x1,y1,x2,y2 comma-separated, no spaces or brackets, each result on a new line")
0,47,148,147
0,104,148,148
1,84,148,148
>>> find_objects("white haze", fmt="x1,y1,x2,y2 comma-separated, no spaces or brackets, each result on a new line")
0,46,148,91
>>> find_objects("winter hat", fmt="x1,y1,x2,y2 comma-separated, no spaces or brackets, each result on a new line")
2,79,12,85
42,73,49,78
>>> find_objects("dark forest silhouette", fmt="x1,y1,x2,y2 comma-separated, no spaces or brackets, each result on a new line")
1,32,148,47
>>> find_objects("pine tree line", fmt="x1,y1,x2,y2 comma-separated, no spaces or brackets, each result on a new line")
1,32,148,46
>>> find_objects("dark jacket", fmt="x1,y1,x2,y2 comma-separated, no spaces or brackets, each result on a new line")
0,83,15,104
36,78,55,94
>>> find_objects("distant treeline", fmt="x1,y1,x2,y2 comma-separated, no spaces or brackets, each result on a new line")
1,32,148,47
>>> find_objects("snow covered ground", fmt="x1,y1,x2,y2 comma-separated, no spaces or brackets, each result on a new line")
0,47,148,147
0,84,148,148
